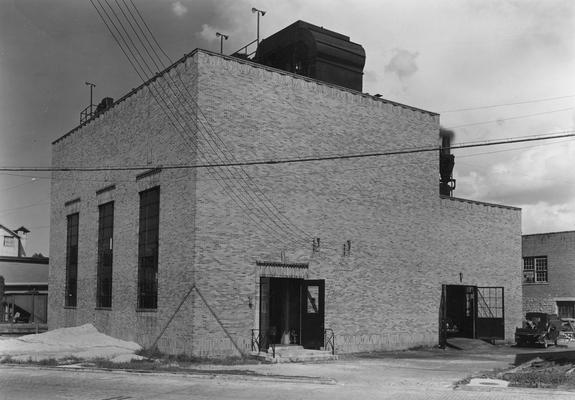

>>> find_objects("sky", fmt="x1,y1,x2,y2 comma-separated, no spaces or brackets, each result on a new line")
0,0,574,256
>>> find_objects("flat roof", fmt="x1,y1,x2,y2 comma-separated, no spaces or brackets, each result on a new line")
0,257,49,285
523,230,575,238
53,49,438,145
440,195,521,211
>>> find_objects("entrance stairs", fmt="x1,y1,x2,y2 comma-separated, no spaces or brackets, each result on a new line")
252,345,338,363
446,337,497,351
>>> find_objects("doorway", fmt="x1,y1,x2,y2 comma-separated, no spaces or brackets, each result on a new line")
440,285,505,344
259,277,325,349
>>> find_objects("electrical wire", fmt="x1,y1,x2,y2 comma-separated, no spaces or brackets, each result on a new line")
118,0,312,242
9,130,575,172
91,0,311,247
446,107,574,129
440,94,575,113
105,3,308,247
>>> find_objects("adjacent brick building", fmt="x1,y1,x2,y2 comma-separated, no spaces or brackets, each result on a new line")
522,231,575,318
49,22,522,357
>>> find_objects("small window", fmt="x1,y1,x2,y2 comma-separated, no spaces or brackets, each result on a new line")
558,302,575,319
523,256,547,283
3,236,15,247
306,286,319,314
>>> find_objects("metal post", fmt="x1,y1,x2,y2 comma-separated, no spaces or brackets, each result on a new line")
216,32,229,54
85,82,96,116
251,7,266,47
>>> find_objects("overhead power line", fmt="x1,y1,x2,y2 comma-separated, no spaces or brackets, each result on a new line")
446,107,574,129
440,94,575,113
90,0,312,247
5,131,575,173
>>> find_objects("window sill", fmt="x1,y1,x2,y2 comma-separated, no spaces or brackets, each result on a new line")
95,307,112,311
523,282,549,285
136,308,157,313
63,306,77,309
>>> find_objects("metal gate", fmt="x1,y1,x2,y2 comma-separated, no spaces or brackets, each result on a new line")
475,286,505,340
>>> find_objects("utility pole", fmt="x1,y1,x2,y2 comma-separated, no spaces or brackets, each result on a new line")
85,82,96,117
251,7,266,47
216,32,229,54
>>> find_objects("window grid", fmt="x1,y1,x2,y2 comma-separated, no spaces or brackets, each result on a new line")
3,236,15,247
523,256,547,283
65,213,79,307
477,287,504,318
138,187,159,310
557,302,575,319
96,202,114,308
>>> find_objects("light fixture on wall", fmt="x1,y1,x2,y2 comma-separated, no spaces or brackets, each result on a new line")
248,295,253,309
459,272,463,283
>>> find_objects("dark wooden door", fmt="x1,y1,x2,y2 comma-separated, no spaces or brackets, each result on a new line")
301,280,325,349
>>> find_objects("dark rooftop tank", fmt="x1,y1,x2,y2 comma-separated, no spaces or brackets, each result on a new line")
255,20,366,91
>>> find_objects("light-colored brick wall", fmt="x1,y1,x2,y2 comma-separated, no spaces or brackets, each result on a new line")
49,56,200,349
522,231,575,315
49,50,522,357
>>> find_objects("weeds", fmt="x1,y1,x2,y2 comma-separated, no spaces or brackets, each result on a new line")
0,356,13,364
37,358,58,366
135,346,258,365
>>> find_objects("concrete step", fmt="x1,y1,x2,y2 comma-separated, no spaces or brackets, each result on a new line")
251,345,338,363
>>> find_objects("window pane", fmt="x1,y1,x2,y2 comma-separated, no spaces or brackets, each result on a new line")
97,202,114,308
523,270,535,283
138,187,159,309
535,257,548,282
65,213,79,307
306,286,319,313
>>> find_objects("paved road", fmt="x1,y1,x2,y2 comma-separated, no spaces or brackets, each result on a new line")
1,357,574,400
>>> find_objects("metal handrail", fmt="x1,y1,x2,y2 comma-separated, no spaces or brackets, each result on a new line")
232,39,258,59
324,328,335,355
80,104,95,124
251,329,275,358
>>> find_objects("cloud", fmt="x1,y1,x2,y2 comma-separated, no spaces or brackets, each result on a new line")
456,141,575,207
172,1,188,17
384,48,419,80
199,24,218,42
522,202,575,234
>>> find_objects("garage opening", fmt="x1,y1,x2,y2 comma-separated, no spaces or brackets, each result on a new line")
440,284,504,346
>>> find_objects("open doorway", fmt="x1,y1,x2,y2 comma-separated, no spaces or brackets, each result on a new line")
440,284,505,345
259,277,325,349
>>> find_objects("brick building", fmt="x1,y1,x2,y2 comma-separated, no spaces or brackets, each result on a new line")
49,22,522,357
522,231,575,318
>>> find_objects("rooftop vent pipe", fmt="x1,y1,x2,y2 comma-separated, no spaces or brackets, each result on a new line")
439,128,456,196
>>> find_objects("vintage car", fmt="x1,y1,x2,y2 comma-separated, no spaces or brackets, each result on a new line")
515,312,561,348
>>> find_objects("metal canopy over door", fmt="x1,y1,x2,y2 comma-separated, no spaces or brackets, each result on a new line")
475,286,505,340
300,280,325,349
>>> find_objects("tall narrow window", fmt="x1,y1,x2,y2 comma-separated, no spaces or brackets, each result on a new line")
65,213,79,307
97,202,114,308
138,187,159,309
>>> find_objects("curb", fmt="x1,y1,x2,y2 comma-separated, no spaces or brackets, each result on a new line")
456,383,575,395
0,364,337,385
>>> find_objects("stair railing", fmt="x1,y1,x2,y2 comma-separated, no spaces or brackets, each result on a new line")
324,328,335,355
251,328,276,358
